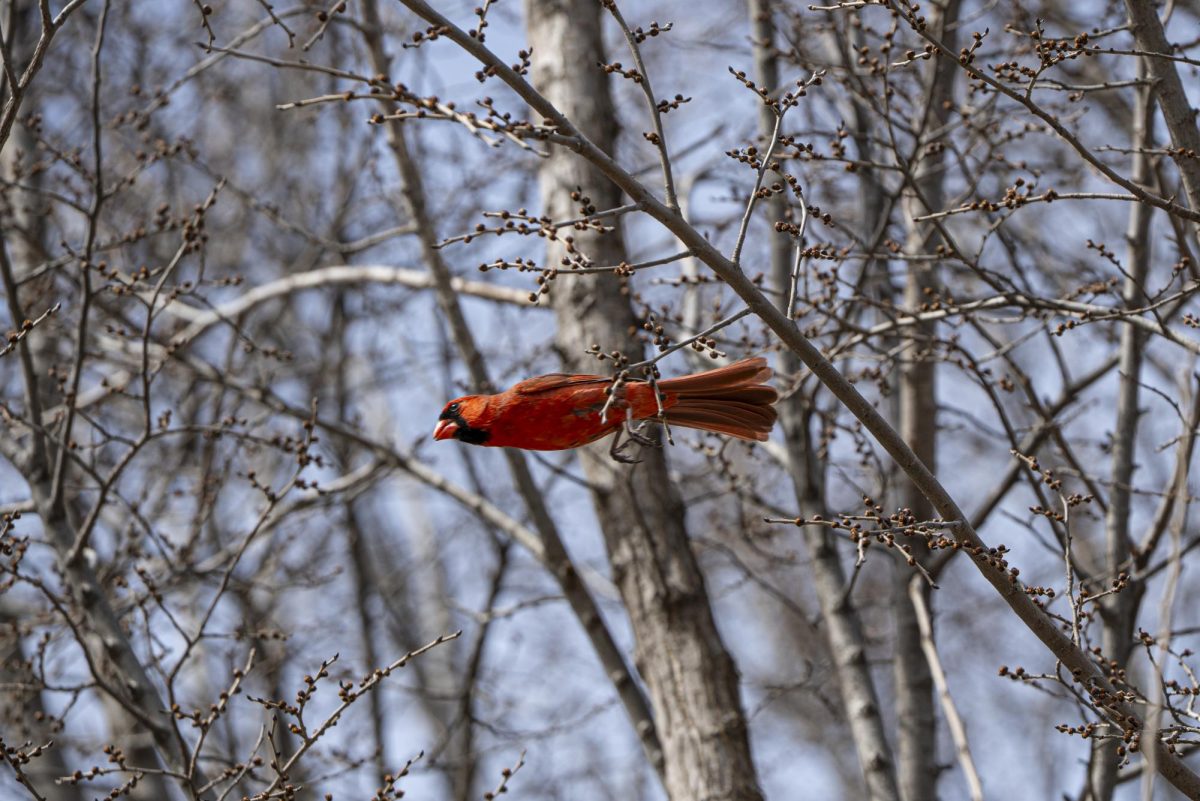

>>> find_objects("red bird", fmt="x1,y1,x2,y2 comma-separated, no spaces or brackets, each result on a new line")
433,357,778,458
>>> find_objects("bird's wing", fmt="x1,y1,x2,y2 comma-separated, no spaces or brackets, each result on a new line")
512,373,612,396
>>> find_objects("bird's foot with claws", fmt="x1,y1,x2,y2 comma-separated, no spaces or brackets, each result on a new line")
624,418,660,448
608,420,663,463
608,428,640,463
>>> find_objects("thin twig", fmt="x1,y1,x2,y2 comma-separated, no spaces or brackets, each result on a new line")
627,306,752,371
731,110,784,266
0,302,59,359
909,575,984,801
604,2,679,211
484,749,526,801
1141,373,1196,801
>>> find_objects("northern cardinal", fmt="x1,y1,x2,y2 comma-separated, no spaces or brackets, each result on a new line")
433,357,777,459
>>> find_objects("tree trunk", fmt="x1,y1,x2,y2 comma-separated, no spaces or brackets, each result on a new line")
1089,56,1155,801
526,2,764,799
896,3,961,799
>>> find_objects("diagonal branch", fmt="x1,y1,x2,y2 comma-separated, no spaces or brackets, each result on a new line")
1122,0,1200,221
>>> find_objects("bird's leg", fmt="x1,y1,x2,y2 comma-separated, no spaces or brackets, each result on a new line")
608,426,642,464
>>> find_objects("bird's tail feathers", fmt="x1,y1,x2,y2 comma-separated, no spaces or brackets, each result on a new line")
659,357,778,441
657,357,773,395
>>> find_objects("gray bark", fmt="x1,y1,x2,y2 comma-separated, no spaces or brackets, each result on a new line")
1123,0,1200,226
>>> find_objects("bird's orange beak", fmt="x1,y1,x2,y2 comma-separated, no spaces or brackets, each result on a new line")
433,419,458,441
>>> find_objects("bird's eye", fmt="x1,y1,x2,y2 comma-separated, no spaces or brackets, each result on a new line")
447,402,460,414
